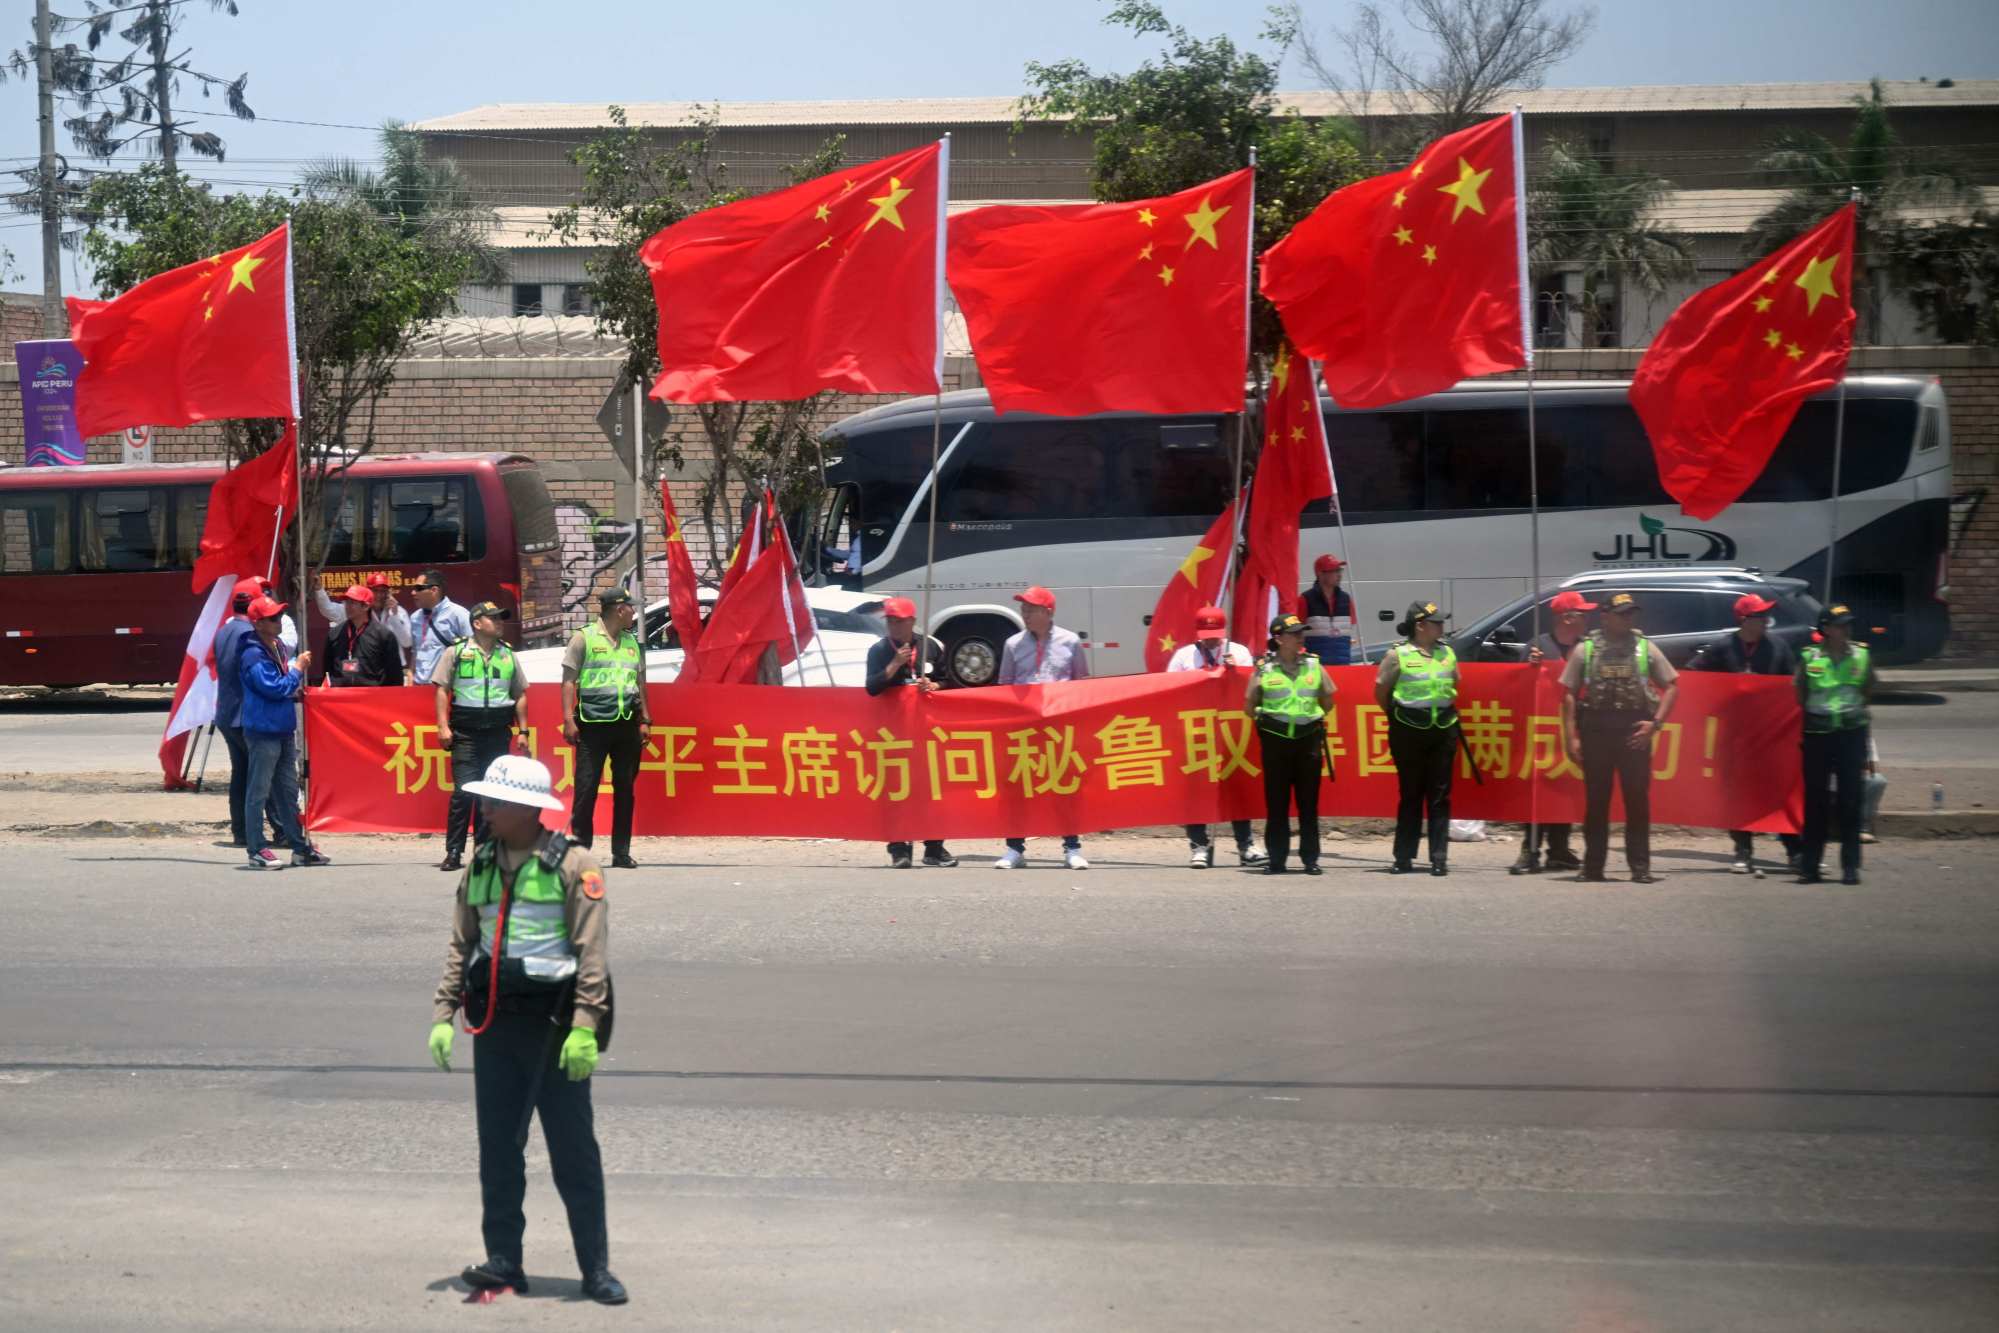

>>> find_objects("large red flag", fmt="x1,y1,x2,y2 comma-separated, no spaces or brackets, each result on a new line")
191,425,299,593
1261,113,1526,408
1145,500,1239,672
643,142,944,404
74,222,297,438
1632,205,1858,521
947,169,1254,415
1242,344,1336,608
659,481,704,658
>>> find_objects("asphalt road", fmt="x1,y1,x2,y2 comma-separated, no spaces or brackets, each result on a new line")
2,831,1994,1330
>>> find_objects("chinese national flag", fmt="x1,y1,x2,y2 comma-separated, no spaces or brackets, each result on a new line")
1145,499,1238,672
1261,113,1525,408
643,142,944,404
1632,205,1857,521
190,424,299,593
74,222,296,438
947,169,1254,415
659,481,704,658
1241,343,1335,621
684,514,816,685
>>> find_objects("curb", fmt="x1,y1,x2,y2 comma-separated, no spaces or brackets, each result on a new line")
1873,810,1999,837
1877,675,1999,694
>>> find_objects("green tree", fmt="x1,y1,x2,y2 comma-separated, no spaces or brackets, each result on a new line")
78,165,477,591
1745,78,1979,342
1020,1,1364,358
1881,211,1999,347
544,107,844,576
301,121,507,287
1527,139,1693,349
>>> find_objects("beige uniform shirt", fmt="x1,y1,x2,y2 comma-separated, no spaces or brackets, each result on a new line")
431,832,611,1031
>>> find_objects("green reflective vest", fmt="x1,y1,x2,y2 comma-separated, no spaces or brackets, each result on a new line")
1391,642,1459,715
1256,656,1327,732
1800,643,1871,732
451,641,517,712
576,623,641,723
467,854,572,961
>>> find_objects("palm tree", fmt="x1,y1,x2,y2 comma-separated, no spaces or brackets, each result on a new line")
1528,139,1694,349
304,121,507,289
1745,78,1978,342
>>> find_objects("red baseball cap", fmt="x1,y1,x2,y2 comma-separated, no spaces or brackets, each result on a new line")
1733,593,1777,618
1549,591,1599,614
232,576,265,600
247,595,288,620
1193,605,1227,639
1313,554,1345,573
365,572,391,589
338,583,373,603
1014,585,1056,610
881,596,917,619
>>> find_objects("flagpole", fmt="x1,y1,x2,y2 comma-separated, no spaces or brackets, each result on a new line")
1312,357,1362,660
918,134,950,687
264,502,284,581
1512,104,1547,857
1823,187,1861,606
631,373,647,611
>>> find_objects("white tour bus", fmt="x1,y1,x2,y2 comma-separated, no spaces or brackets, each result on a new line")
805,376,1952,685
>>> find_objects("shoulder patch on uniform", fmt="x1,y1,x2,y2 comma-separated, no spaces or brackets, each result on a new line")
580,869,606,901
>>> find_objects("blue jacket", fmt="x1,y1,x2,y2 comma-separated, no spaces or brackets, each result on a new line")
239,637,304,734
213,617,255,730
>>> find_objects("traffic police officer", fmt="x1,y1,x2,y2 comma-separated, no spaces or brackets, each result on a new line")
1559,592,1679,884
1244,614,1335,875
428,754,627,1305
434,601,527,872
1375,601,1461,876
1795,603,1875,885
562,589,651,869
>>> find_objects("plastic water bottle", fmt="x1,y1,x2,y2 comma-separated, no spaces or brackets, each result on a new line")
1932,782,1945,812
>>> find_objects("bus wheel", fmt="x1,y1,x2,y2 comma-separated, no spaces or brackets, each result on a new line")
942,618,1011,688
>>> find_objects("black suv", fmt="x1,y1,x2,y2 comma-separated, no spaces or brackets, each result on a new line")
1447,568,1823,668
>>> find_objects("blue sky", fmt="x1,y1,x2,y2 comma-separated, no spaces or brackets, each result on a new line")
2,0,1994,294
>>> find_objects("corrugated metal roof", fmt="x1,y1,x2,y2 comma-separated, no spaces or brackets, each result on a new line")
487,199,1089,248
414,80,1998,133
405,312,976,360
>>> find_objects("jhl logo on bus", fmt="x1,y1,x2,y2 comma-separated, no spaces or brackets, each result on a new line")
1593,513,1737,564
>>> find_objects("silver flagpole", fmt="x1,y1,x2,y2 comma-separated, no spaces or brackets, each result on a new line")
1316,359,1361,660
1512,104,1546,857
918,134,950,686
1823,188,1861,605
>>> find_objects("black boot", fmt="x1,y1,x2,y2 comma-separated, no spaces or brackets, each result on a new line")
462,1256,528,1294
582,1270,629,1304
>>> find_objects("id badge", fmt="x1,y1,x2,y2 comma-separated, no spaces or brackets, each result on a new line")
341,656,360,676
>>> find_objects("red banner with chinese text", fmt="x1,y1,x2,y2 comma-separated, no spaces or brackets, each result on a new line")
302,667,1801,838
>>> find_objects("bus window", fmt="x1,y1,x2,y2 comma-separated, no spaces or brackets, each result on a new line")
172,487,209,569
947,423,1108,523
1533,405,1668,509
1740,399,1917,502
842,426,936,534
1423,411,1532,510
500,467,560,553
1,492,71,574
321,480,365,565
378,478,472,563
79,488,170,572
1113,420,1230,516
1324,412,1422,512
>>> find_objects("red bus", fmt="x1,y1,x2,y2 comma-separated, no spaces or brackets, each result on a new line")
0,452,564,688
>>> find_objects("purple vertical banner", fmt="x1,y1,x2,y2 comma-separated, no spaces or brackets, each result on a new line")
16,338,87,466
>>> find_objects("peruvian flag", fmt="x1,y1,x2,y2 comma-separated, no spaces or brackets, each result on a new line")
159,577,235,789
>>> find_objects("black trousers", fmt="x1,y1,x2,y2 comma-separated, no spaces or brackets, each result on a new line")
1801,726,1869,876
1258,725,1322,869
573,719,644,858
886,839,949,860
1184,820,1255,849
1517,822,1575,860
1731,829,1800,861
446,719,514,858
472,1008,608,1277
1388,716,1456,867
1580,716,1653,877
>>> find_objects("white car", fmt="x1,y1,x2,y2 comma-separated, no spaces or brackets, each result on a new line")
516,586,890,687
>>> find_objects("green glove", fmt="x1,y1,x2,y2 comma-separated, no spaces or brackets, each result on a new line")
558,1027,599,1082
428,1021,455,1072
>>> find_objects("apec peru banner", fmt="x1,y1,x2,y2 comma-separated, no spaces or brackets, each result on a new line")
303,666,1801,839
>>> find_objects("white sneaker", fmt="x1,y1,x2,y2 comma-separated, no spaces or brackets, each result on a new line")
1189,845,1212,869
1065,849,1090,871
1729,859,1751,875
994,848,1024,870
1240,842,1269,866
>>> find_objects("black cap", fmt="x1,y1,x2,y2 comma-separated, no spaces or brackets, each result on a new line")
1604,592,1642,613
467,601,511,623
598,588,635,612
1269,613,1307,637
1396,600,1445,635
1819,602,1856,627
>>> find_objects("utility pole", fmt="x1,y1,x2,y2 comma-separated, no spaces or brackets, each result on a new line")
33,0,63,335
148,0,176,172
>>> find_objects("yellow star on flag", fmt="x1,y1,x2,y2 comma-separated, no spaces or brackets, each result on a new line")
1763,328,1782,348
227,253,266,294
1794,253,1841,316
1421,244,1438,265
1411,161,1426,178
1761,267,1781,285
1753,295,1773,313
1393,226,1413,246
1157,633,1177,653
864,177,913,232
1290,425,1305,443
1391,188,1407,209
1437,158,1492,222
1181,194,1231,251
1138,242,1154,260
1175,541,1215,587
814,203,831,222
1157,265,1176,286
816,237,833,251
1137,207,1157,227
1272,344,1293,394
1786,342,1805,361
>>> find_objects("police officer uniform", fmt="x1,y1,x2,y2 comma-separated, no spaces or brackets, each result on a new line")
1246,614,1334,875
1795,604,1874,885
428,755,627,1305
564,590,650,868
1559,593,1678,883
434,602,526,872
1376,601,1461,876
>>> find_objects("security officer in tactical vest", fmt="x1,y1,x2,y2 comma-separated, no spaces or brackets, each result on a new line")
1374,601,1461,875
1795,603,1875,885
428,754,627,1305
562,589,651,868
434,602,528,872
1559,592,1680,884
1244,614,1335,875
